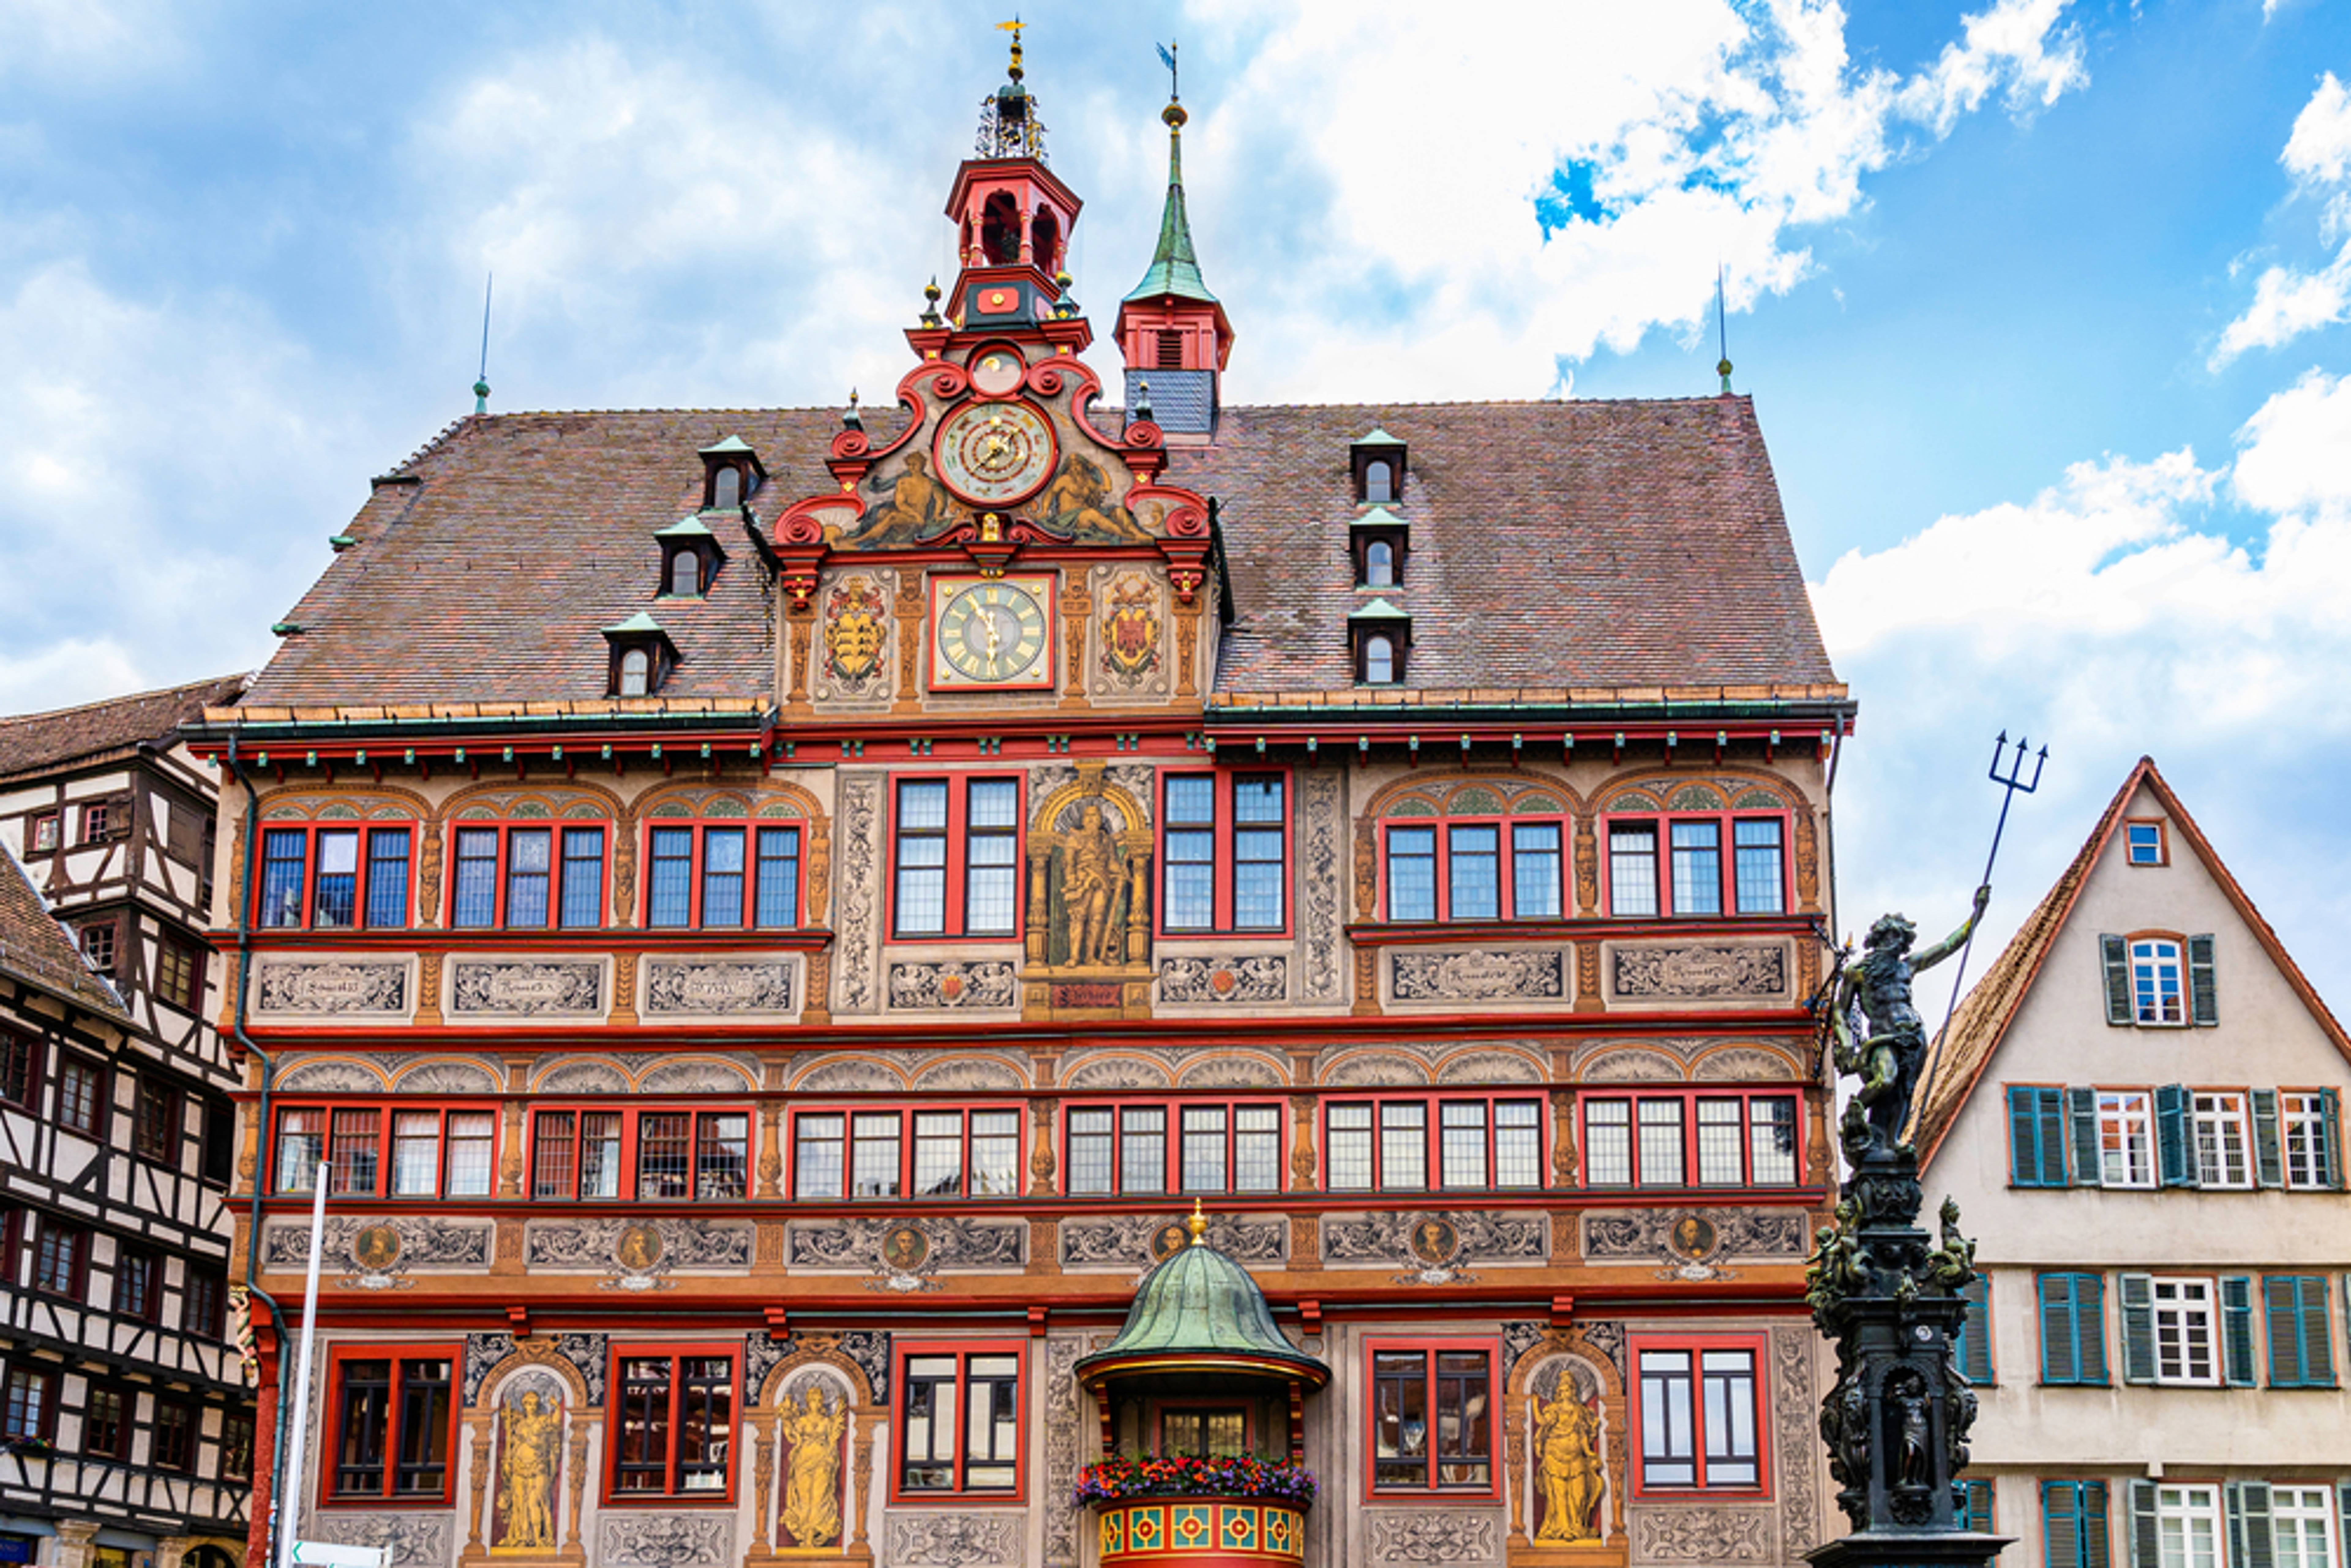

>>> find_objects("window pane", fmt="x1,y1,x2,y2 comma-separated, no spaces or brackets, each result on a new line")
1165,778,1215,935
1182,1105,1228,1192
1585,1100,1631,1185
696,1113,748,1199
1388,827,1436,921
964,780,1018,935
1381,1102,1427,1190
617,1357,672,1493
335,1360,391,1495
1372,1350,1427,1487
277,1109,324,1192
2132,939,2184,1025
1512,822,1561,918
1670,821,1722,915
896,782,949,935
754,826,801,928
1639,1350,1694,1486
852,1112,902,1197
1748,1097,1799,1185
391,1111,441,1196
1638,1100,1685,1186
647,827,694,927
392,1360,451,1496
366,828,412,928
1067,1108,1114,1195
1495,1100,1542,1188
1235,1105,1282,1192
505,828,552,928
1440,1101,1487,1189
677,1357,733,1492
1365,634,1394,685
313,829,360,928
700,828,745,928
328,1108,380,1196
260,829,308,927
1733,819,1784,914
1609,825,1658,916
579,1113,622,1199
1697,1100,1744,1185
969,1110,1020,1196
1448,825,1499,920
532,1111,578,1199
1233,777,1284,929
1121,1107,1166,1194
1328,1103,1373,1189
559,827,604,928
452,828,499,927
638,1113,690,1199
914,1111,964,1196
795,1113,845,1199
1700,1350,1758,1484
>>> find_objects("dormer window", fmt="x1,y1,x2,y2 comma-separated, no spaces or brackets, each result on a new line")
604,613,678,698
1350,507,1409,589
654,518,723,599
1351,427,1408,505
1349,601,1412,687
698,436,765,514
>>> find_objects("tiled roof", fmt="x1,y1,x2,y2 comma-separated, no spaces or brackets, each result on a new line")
0,674,249,779
1910,757,2351,1165
244,395,1837,708
0,846,127,1020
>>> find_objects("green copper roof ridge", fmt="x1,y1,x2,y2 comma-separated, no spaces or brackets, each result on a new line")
1124,126,1217,306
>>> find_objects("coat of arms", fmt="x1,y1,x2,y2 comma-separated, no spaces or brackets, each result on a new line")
1099,573,1161,683
823,577,887,683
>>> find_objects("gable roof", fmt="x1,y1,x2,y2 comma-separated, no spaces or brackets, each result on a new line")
0,674,249,780
243,396,1839,712
0,846,127,1021
1910,756,2351,1166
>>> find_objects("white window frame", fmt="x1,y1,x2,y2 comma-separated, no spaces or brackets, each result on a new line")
2272,1484,2337,1568
2131,938,2187,1026
2155,1484,2222,1568
2149,1277,2220,1386
2191,1093,2252,1189
2282,1093,2332,1190
2098,1090,2154,1188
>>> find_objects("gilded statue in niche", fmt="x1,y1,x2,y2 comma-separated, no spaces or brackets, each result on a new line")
780,1384,851,1548
1061,805,1124,967
1036,455,1151,544
493,1388,561,1552
1027,771,1154,978
1529,1362,1604,1544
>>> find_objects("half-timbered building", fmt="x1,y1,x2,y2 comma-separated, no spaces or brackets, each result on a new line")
1,679,251,1568
188,48,1854,1568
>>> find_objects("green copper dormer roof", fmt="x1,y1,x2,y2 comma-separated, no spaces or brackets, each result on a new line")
1347,597,1411,622
602,611,666,637
698,436,756,456
1355,426,1402,447
1125,111,1217,306
654,516,715,540
1075,1212,1329,1389
1349,506,1408,530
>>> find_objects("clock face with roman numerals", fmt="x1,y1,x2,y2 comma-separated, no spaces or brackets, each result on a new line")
929,574,1056,690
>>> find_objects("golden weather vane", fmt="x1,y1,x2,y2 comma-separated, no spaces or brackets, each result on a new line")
998,16,1023,77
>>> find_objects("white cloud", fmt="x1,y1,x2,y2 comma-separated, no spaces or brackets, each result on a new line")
2283,72,2351,187
2213,73,2351,367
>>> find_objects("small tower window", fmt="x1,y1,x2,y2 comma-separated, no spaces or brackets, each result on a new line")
1351,428,1409,504
669,552,702,597
1365,461,1394,504
1030,208,1060,271
1364,540,1395,587
1157,331,1185,369
618,649,651,697
712,466,741,510
983,193,1021,265
1364,636,1396,685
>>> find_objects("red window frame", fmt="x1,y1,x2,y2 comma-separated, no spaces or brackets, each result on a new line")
1059,1098,1290,1197
891,1340,1027,1503
1577,1089,1804,1190
1599,808,1793,918
887,773,1025,940
526,1104,755,1202
639,819,807,930
787,1104,1025,1201
1362,1338,1500,1499
443,819,609,930
1322,1093,1548,1193
253,821,419,930
1376,810,1568,922
604,1343,742,1504
1157,770,1294,936
272,1101,505,1200
80,799,119,844
26,809,61,855
320,1345,459,1506
1629,1332,1770,1498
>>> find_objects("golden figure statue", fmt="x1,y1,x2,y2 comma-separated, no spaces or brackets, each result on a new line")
495,1390,561,1551
1060,804,1122,967
781,1385,851,1548
1531,1391,1603,1543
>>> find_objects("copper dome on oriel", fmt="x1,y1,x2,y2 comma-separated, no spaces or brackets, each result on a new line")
1075,1204,1329,1390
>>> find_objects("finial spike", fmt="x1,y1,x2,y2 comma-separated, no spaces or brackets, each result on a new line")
1714,264,1733,395
998,16,1024,79
474,272,494,415
1187,1197,1207,1246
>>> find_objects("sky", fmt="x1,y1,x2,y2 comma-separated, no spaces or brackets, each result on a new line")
2,0,2348,1008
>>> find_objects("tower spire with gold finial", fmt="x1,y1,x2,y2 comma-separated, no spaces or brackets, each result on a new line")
1127,41,1215,307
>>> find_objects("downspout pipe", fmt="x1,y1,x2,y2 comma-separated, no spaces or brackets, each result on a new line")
224,735,296,1558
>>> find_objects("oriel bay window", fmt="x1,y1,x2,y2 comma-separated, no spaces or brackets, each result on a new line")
1604,809,1788,917
1161,773,1288,932
792,1106,1021,1199
277,1105,500,1198
612,1350,737,1499
1325,1095,1543,1192
257,823,414,929
449,822,607,929
892,777,1021,938
1367,1342,1494,1494
898,1345,1022,1498
645,821,802,928
1580,1091,1801,1188
328,1350,454,1502
1633,1338,1764,1494
1063,1100,1284,1195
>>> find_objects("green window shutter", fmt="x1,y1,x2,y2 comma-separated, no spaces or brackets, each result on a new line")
2223,1276,2259,1386
1965,1478,1996,1535
1956,1274,1996,1385
2084,1480,2113,1568
2068,1087,2102,1186
2102,934,2133,1025
2253,1090,2284,1188
2188,934,2218,1025
2156,1084,2197,1188
2040,1273,2081,1383
2118,1273,2157,1383
2323,1089,2343,1190
2127,1479,2161,1568
2046,1480,2083,1568
2226,1481,2276,1568
2302,1277,2335,1386
2038,1088,2070,1185
2078,1273,2109,1383
2268,1276,2336,1387
2009,1085,2045,1185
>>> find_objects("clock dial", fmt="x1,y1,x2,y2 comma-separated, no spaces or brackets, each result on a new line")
935,579,1050,686
933,399,1056,506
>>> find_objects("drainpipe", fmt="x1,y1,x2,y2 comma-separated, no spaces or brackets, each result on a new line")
224,735,296,1561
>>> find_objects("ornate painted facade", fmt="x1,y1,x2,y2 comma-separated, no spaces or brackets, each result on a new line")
189,46,1853,1568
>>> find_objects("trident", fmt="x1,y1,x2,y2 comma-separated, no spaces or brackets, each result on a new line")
1929,733,2048,1065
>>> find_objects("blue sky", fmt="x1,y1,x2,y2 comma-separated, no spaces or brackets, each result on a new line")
2,0,2348,1007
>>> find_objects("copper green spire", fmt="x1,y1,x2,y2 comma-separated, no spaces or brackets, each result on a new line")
1126,92,1217,305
